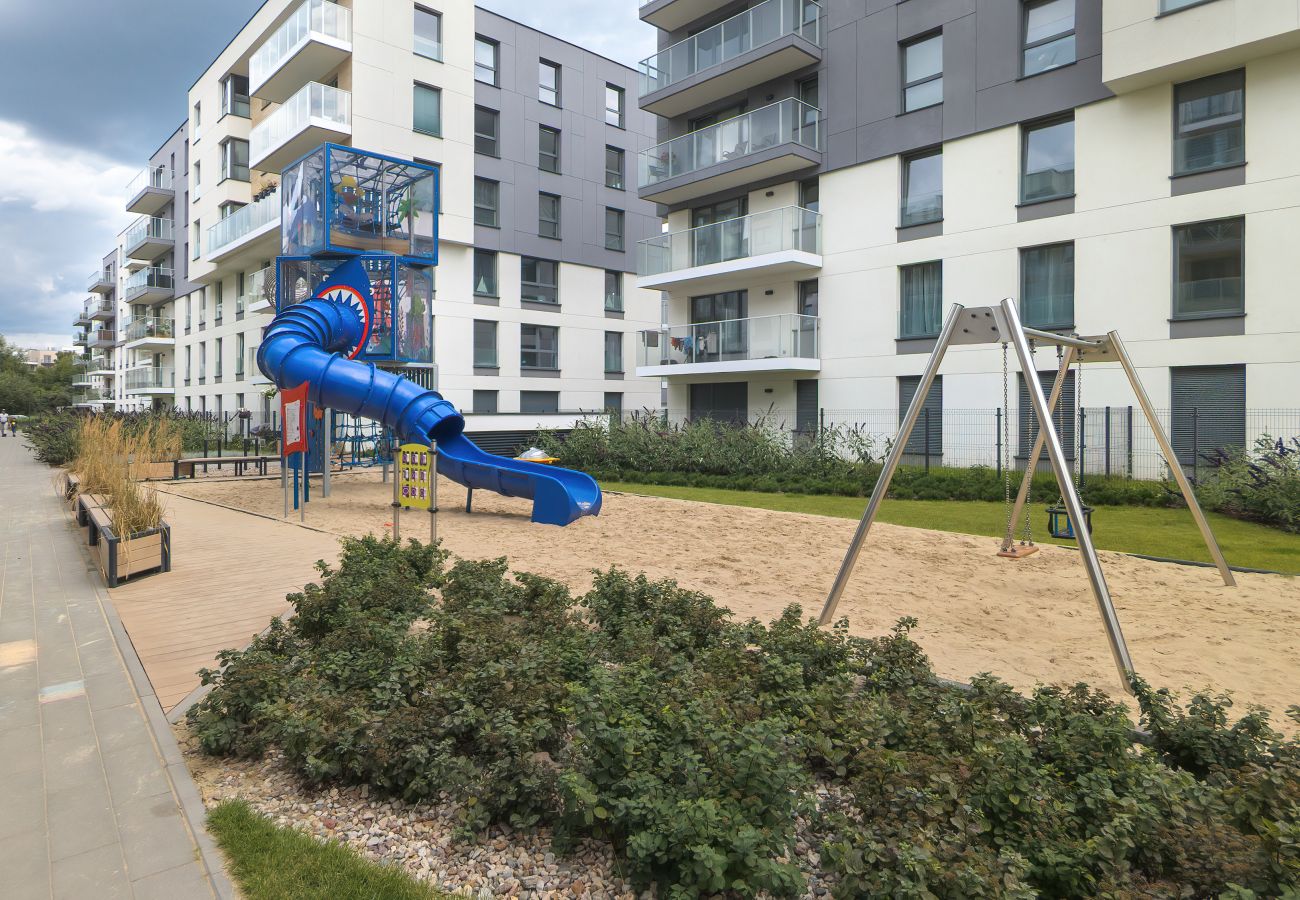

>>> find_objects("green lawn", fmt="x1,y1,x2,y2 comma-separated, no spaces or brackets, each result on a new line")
605,482,1300,575
208,801,444,900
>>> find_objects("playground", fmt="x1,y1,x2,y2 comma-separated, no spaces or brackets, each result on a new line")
162,467,1300,717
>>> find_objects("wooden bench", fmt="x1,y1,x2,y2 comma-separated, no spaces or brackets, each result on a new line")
63,472,81,502
173,455,275,479
87,505,114,547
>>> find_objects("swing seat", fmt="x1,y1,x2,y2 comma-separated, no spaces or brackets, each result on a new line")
997,543,1039,559
1047,504,1094,539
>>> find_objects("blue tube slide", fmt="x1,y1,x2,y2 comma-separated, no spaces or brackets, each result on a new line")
256,261,601,526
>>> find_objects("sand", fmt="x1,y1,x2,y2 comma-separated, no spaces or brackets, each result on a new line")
161,470,1300,720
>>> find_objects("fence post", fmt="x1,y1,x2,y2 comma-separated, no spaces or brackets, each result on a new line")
1126,406,1134,479
1078,406,1086,491
995,408,1002,478
923,407,931,474
1192,406,1200,485
202,438,209,474
1104,405,1112,478
819,407,825,452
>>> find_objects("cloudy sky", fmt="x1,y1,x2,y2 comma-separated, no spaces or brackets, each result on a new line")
0,0,653,351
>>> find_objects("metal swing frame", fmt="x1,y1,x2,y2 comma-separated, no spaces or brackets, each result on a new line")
818,299,1235,691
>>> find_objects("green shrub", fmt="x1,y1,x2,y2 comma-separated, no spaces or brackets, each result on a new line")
1197,437,1300,533
23,413,82,465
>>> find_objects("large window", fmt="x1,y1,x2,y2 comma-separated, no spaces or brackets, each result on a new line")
521,257,559,305
473,320,498,367
1023,0,1076,76
604,208,625,251
899,375,943,457
474,178,499,227
474,106,499,156
1170,365,1246,466
538,126,560,173
605,146,625,190
899,261,942,338
604,331,623,373
520,324,559,369
605,83,625,127
520,390,559,414
539,60,561,106
414,6,442,60
214,337,224,379
235,332,245,378
473,249,498,297
902,33,943,112
900,149,943,226
1020,243,1075,329
1022,117,1075,202
1174,70,1245,176
413,83,442,136
605,270,624,312
475,36,499,85
539,193,561,239
1173,217,1244,319
220,138,250,183
221,74,250,118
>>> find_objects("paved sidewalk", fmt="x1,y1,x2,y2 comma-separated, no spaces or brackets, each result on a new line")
0,436,229,899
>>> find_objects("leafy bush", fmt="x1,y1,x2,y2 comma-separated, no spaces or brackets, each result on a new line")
1197,437,1300,533
191,541,1300,898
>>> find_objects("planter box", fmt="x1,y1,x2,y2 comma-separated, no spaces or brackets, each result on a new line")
136,461,176,481
95,522,171,588
61,472,80,503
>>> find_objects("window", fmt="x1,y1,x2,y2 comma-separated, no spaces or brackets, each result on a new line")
604,208,625,251
473,249,498,296
1018,370,1075,460
538,126,560,173
899,261,942,338
1174,70,1245,176
1020,243,1075,329
900,149,942,226
185,296,192,330
192,220,201,260
1023,0,1076,76
604,392,623,415
221,74,250,118
604,270,623,312
1162,0,1214,11
219,200,245,219
193,161,201,187
902,33,943,112
474,106,499,156
604,331,623,373
474,178,499,227
220,138,250,183
414,6,442,60
899,376,943,457
520,324,559,369
605,146,625,189
473,320,498,367
475,37,499,85
1173,217,1244,319
521,258,559,304
539,60,561,106
1170,365,1246,466
184,346,192,381
605,83,625,127
539,192,561,239
520,390,559,414
472,390,498,414
235,333,245,377
193,102,201,132
1021,117,1075,202
215,338,224,378
413,83,442,136
215,282,224,324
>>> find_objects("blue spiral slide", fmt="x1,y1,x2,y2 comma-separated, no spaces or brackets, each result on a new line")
256,259,601,526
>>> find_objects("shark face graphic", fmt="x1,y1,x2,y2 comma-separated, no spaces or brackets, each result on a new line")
315,284,371,360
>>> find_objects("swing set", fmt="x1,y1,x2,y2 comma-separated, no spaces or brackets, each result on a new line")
820,299,1235,692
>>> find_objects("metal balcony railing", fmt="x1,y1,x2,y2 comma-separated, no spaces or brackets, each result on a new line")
250,0,352,92
639,0,821,96
637,206,821,277
638,314,819,367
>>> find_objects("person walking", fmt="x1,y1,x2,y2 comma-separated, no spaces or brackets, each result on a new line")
7,416,15,436
0,410,9,437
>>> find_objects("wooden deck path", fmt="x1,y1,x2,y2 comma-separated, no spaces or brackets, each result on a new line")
107,490,341,711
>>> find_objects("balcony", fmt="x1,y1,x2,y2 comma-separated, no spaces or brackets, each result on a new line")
88,270,114,294
71,365,94,388
639,99,821,205
636,313,820,377
250,0,352,104
123,266,175,306
74,303,93,327
639,0,822,118
124,316,176,348
89,329,117,349
240,265,277,315
124,216,175,262
89,356,114,377
124,365,175,394
73,332,89,347
637,206,821,291
250,82,351,174
640,0,734,32
126,167,175,216
207,195,280,263
89,298,116,322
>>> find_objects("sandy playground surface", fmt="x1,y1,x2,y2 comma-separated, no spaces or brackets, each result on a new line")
162,470,1300,719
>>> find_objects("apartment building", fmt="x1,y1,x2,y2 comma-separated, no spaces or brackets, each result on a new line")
133,0,663,426
633,0,1300,466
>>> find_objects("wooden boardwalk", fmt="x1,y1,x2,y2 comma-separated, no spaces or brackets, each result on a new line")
107,489,341,711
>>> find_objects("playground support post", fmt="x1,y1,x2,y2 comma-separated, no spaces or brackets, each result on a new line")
391,440,401,543
282,445,289,518
429,444,438,546
322,409,332,498
299,450,305,523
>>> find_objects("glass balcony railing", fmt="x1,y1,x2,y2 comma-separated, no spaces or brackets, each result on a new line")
240,265,277,312
1175,128,1245,176
88,270,112,291
125,317,175,343
125,366,175,391
123,266,174,300
900,191,943,228
207,195,280,256
74,332,89,345
638,206,821,277
639,0,821,96
89,329,117,346
88,356,113,376
125,166,173,198
639,99,820,189
250,82,351,165
1176,277,1243,316
125,216,174,249
251,0,352,90
638,314,819,368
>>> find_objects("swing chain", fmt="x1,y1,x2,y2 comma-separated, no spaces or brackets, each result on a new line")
1020,340,1037,546
1074,349,1084,492
1000,342,1014,551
